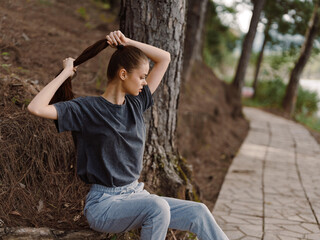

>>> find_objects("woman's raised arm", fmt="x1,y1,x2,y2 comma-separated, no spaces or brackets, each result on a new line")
27,58,77,120
106,30,171,95
127,39,170,95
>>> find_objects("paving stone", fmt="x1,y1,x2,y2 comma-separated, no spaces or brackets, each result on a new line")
220,215,249,224
287,215,308,222
263,232,281,240
213,214,226,225
238,225,262,238
265,218,304,225
297,213,317,223
278,230,305,238
241,237,260,240
305,233,320,240
278,235,300,240
264,224,284,231
214,200,262,217
223,230,244,239
301,223,320,233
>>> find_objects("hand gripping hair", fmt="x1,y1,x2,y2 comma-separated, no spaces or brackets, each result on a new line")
49,39,134,105
50,39,110,104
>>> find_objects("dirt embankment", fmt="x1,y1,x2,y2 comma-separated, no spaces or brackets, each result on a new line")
0,0,249,234
177,61,249,210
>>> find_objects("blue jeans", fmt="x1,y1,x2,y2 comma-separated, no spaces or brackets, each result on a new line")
83,180,229,240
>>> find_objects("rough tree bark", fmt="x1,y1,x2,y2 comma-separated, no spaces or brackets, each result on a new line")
282,1,320,116
119,0,195,199
252,20,271,98
232,0,266,95
182,0,208,82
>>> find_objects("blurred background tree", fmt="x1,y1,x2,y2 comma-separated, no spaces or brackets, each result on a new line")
202,1,239,71
183,0,208,82
282,0,320,116
232,0,266,95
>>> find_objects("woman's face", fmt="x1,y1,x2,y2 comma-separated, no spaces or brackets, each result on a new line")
123,61,149,96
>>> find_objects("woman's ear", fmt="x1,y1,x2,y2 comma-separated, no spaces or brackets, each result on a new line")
119,68,127,80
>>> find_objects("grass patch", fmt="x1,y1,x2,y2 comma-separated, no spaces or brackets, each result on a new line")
242,77,320,133
295,113,320,132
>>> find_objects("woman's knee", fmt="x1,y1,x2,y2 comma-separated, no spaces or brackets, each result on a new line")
190,202,211,223
198,202,210,213
146,196,171,221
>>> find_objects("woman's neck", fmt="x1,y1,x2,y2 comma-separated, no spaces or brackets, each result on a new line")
101,81,126,105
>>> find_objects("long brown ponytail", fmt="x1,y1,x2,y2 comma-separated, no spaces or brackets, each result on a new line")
49,39,110,104
49,39,148,104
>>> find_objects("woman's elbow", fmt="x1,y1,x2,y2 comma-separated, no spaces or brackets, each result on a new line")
27,104,57,120
27,101,43,116
27,103,39,116
166,52,171,62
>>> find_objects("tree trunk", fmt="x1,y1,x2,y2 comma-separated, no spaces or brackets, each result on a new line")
120,0,195,199
252,20,271,98
282,1,320,116
182,0,208,82
232,0,266,95
109,0,121,16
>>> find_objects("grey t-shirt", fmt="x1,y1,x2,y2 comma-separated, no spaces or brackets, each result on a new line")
53,84,154,187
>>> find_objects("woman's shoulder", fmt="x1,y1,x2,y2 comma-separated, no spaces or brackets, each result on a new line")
62,96,101,109
72,95,100,102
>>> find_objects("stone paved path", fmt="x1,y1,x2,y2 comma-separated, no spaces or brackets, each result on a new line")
213,107,320,240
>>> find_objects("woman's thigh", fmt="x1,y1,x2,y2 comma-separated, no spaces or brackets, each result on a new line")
84,189,169,233
162,197,229,240
161,196,212,230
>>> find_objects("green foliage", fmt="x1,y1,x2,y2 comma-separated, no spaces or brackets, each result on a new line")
258,49,320,86
17,66,29,74
261,0,314,53
1,63,12,74
92,0,111,10
252,77,319,116
37,0,54,6
254,77,287,107
295,113,320,131
243,77,320,132
77,7,90,21
185,232,198,239
223,76,234,84
296,87,320,116
1,63,11,68
258,52,298,82
85,22,94,29
203,1,239,68
268,52,296,72
11,95,31,106
275,0,313,36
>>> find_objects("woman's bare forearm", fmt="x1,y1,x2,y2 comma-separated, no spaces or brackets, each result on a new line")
27,68,72,113
127,39,171,63
106,30,170,63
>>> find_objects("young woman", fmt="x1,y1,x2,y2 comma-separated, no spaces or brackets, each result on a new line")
27,30,229,240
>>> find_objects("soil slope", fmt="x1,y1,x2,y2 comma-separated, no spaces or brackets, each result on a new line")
177,61,249,210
